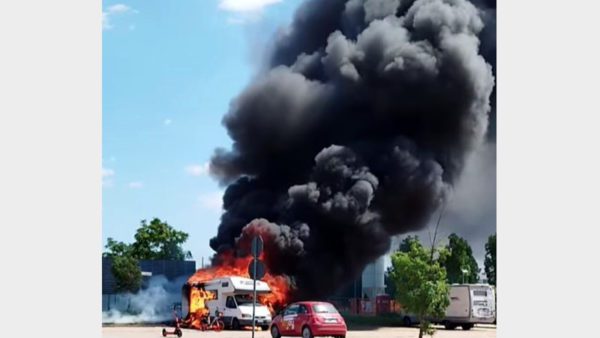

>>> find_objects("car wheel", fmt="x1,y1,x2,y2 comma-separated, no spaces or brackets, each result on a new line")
461,324,474,330
232,318,240,330
261,325,270,331
176,328,183,337
302,326,314,338
271,325,281,338
403,316,412,327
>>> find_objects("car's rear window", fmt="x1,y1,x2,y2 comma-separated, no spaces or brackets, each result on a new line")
312,303,338,313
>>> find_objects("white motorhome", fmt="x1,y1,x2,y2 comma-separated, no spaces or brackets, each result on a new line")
441,284,496,330
400,284,496,330
204,276,273,330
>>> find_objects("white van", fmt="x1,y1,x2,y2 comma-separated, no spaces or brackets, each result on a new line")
203,276,273,330
441,284,496,330
399,284,496,330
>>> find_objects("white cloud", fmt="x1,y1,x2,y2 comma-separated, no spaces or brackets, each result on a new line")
198,191,224,211
219,0,282,12
164,119,172,126
102,12,112,30
185,163,210,176
103,4,138,31
107,4,132,14
128,181,144,189
103,167,115,187
103,168,115,178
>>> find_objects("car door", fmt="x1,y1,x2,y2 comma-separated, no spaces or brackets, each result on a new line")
281,304,299,335
292,304,310,335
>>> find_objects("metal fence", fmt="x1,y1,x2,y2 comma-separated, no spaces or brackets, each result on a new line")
102,258,196,294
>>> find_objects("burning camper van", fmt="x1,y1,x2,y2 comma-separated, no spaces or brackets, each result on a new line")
182,276,273,330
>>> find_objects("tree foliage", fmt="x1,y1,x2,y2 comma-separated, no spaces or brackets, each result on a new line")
130,218,192,260
384,266,396,297
103,218,192,294
103,237,133,258
484,234,496,285
386,236,423,298
104,218,192,261
389,241,450,338
439,233,480,284
398,235,422,253
111,254,142,293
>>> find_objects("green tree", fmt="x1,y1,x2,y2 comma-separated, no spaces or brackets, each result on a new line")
111,254,142,293
484,234,496,285
103,237,132,258
389,242,450,338
384,266,396,297
386,236,423,298
439,233,480,284
398,235,422,252
103,218,191,296
130,218,192,260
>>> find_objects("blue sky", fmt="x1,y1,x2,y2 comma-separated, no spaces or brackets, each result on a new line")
103,0,304,263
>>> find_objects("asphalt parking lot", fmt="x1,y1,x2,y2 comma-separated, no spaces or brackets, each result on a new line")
103,325,496,338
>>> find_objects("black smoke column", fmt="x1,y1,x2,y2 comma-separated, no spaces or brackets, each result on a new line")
208,0,495,300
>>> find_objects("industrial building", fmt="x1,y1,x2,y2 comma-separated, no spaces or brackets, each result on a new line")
361,254,387,301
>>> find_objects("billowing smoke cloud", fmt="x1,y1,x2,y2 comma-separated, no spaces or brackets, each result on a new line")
102,276,187,324
410,141,495,269
399,0,495,271
209,0,495,300
473,0,495,141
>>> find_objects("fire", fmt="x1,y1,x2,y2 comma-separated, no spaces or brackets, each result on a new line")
189,287,215,317
183,250,292,329
188,287,215,329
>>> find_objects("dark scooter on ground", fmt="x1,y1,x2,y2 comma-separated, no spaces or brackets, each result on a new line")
162,306,183,337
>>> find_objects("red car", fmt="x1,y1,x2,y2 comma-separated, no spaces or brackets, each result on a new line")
270,301,347,338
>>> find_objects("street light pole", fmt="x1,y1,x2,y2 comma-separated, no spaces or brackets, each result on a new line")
252,257,257,338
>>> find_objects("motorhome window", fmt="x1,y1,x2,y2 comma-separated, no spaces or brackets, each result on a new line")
222,282,229,287
235,294,256,305
473,290,488,297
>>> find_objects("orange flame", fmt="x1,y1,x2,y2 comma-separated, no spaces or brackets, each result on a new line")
184,251,292,329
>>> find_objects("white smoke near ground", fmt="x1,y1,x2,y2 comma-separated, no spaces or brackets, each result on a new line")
102,275,188,324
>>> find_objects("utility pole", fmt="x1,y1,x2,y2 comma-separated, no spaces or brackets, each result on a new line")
249,236,264,338
252,256,257,338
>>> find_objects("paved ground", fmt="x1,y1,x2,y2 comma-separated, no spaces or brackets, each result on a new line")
103,325,496,338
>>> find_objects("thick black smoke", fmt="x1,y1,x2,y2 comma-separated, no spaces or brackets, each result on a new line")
208,0,495,300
